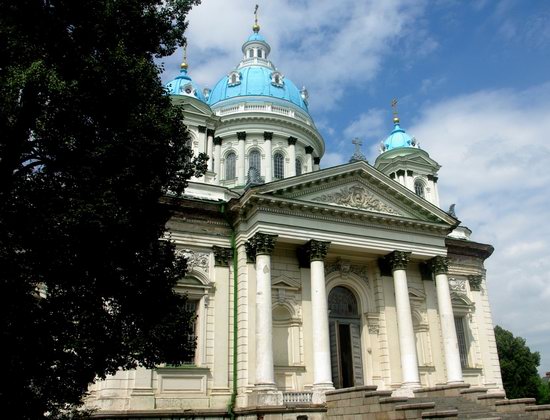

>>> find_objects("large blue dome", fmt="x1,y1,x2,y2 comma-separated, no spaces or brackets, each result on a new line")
207,65,308,112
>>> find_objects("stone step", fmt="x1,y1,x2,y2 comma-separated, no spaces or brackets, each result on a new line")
421,409,459,418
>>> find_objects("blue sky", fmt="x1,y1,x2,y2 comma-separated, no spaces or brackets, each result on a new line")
160,0,550,375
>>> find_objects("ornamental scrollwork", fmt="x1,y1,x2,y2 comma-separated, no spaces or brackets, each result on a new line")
176,249,210,273
311,185,401,215
448,277,466,293
325,259,369,287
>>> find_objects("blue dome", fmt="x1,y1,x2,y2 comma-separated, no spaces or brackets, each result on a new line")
207,65,308,112
383,121,414,151
165,68,206,102
247,32,266,42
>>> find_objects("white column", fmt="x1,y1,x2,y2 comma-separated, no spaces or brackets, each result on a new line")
288,137,297,177
247,233,278,388
237,131,246,186
213,137,221,184
212,246,231,391
432,256,463,384
264,132,273,183
305,146,313,173
306,240,333,398
206,129,214,172
387,251,420,388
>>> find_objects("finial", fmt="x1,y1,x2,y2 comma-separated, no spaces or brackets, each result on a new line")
391,98,399,124
180,44,188,70
253,4,260,33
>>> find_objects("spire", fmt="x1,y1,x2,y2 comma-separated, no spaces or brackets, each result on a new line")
391,98,399,124
253,4,260,33
349,138,367,163
180,43,188,72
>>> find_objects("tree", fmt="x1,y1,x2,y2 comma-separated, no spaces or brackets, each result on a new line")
0,1,206,418
494,325,544,401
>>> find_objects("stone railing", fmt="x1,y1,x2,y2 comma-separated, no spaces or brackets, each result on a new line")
282,391,313,404
214,102,312,126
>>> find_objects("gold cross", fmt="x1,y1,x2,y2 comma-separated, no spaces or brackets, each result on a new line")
391,98,398,116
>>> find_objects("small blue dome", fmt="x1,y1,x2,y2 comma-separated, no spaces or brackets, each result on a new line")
165,68,206,102
383,121,414,151
247,32,266,42
207,65,308,112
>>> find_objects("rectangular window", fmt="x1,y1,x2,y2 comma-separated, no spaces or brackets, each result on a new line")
182,300,199,364
454,316,468,368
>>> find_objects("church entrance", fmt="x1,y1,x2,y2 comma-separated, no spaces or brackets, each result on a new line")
328,286,364,389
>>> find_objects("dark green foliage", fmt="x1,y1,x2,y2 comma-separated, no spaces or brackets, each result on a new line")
0,0,205,418
494,325,547,402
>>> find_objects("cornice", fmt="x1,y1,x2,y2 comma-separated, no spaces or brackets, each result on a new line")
229,195,451,236
445,237,494,260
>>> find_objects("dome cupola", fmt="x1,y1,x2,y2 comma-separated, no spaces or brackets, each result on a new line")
379,99,418,153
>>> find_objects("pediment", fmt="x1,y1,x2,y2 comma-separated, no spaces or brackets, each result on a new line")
172,96,214,118
272,275,300,290
246,161,456,226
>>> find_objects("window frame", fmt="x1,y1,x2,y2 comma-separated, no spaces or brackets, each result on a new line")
273,152,285,179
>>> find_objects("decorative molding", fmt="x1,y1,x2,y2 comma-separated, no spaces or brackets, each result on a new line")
449,277,466,293
310,185,401,215
176,249,210,274
467,274,483,291
365,312,380,334
212,246,232,267
244,233,277,262
385,251,411,272
325,259,368,286
430,255,449,275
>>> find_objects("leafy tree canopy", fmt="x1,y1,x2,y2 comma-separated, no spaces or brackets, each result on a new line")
494,325,546,402
0,0,205,418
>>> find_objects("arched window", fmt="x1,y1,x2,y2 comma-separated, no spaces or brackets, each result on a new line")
249,149,261,173
414,179,425,198
274,152,284,179
225,152,236,180
295,158,302,176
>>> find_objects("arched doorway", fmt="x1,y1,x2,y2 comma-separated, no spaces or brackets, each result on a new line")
328,286,364,388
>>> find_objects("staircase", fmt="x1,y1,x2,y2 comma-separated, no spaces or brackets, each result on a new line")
325,384,550,419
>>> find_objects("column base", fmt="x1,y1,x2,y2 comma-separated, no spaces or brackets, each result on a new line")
250,385,283,406
392,382,421,397
312,383,335,404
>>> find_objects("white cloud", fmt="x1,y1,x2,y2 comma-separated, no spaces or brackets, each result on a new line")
407,83,550,373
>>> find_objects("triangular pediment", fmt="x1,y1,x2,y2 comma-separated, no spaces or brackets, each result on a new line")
171,96,214,118
272,275,300,290
244,161,457,226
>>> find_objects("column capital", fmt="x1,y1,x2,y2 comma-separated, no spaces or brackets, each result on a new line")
287,136,297,146
237,131,247,140
313,157,321,165
263,131,273,140
198,125,207,133
305,146,314,154
396,169,405,177
385,250,411,271
213,136,223,146
245,233,278,262
467,274,482,291
212,246,232,267
430,255,448,275
305,239,331,262
206,128,215,137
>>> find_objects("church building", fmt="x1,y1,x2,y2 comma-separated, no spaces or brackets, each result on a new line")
87,11,503,419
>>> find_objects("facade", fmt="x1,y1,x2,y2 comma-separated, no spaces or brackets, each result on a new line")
87,17,503,419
